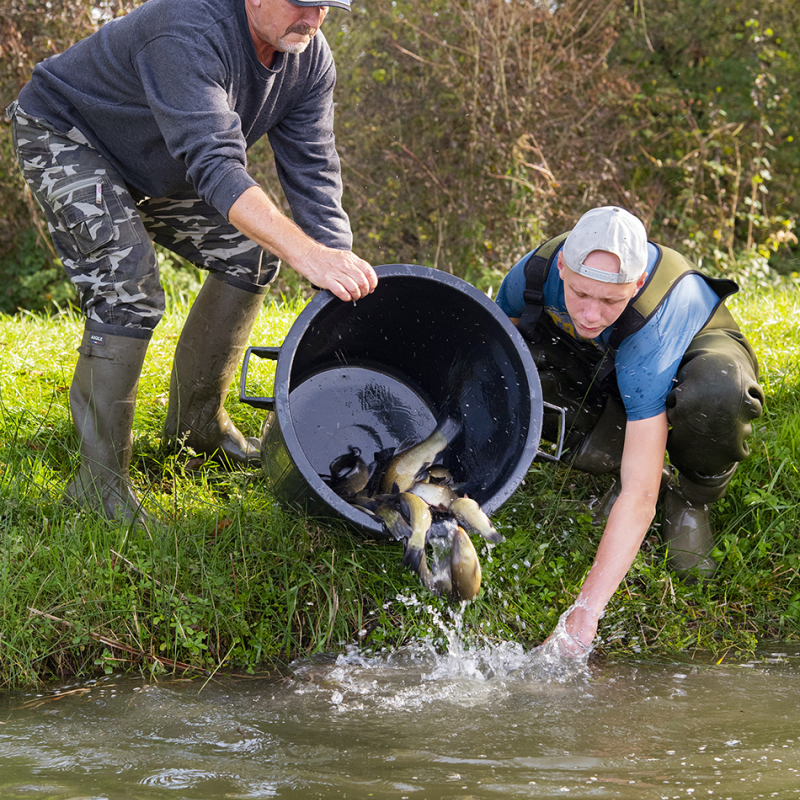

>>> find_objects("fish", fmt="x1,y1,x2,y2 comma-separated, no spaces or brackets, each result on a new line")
426,524,457,597
350,492,402,515
425,465,455,485
379,417,461,494
450,526,482,602
450,496,504,543
334,413,505,603
398,492,432,577
327,446,372,497
358,492,437,591
426,514,459,541
407,480,459,512
369,499,413,543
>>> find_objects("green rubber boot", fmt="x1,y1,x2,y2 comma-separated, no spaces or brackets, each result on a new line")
570,395,627,476
65,324,151,523
163,273,267,466
662,468,735,580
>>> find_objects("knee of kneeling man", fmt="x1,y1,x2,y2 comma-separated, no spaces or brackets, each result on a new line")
667,357,761,436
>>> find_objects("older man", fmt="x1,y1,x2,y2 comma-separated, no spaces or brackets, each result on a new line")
8,0,377,522
496,207,764,651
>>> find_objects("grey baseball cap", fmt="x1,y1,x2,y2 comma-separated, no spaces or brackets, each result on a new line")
562,206,648,284
289,0,351,10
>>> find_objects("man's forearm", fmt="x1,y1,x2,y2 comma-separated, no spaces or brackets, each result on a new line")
227,186,377,302
566,493,658,643
228,185,317,265
565,413,669,647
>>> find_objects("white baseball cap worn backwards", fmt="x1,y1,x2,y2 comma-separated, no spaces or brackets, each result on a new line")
562,206,648,284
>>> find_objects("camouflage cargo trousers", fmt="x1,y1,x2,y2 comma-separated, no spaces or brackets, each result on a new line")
7,100,278,331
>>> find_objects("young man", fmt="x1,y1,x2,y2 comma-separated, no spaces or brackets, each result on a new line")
496,207,764,650
8,0,377,522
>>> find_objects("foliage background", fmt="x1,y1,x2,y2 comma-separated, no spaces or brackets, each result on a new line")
1,0,799,313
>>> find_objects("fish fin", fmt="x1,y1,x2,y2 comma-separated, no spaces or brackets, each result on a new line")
413,464,433,484
403,541,434,590
394,436,417,454
401,537,426,571
353,504,379,520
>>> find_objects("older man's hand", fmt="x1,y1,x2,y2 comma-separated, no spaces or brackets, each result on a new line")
295,243,378,302
228,186,379,302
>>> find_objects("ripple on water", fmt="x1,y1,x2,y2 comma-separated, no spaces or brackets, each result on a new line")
4,621,799,799
139,767,216,788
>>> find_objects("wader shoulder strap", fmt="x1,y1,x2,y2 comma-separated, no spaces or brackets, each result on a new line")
608,244,740,350
516,231,570,341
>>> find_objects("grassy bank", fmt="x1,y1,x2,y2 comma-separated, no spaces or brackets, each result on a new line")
1,279,799,689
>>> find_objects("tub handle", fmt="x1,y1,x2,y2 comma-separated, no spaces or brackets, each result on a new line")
239,345,280,410
534,400,566,462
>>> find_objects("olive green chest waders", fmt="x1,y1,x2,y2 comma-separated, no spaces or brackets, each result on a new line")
517,234,765,579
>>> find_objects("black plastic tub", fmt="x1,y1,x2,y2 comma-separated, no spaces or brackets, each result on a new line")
240,264,546,536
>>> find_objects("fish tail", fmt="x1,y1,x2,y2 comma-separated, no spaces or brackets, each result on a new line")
401,541,425,572
415,555,436,593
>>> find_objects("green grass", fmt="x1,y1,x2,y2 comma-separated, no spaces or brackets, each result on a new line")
1,280,799,689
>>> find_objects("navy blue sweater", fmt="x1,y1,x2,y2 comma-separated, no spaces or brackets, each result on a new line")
19,0,352,249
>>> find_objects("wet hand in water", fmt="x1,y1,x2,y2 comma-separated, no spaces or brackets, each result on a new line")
564,604,598,650
297,245,378,302
542,630,592,660
541,604,597,660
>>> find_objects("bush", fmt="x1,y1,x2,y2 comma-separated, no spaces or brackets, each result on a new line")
0,228,75,315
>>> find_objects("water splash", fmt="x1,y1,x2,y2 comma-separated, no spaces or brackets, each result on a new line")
509,603,594,683
289,601,592,712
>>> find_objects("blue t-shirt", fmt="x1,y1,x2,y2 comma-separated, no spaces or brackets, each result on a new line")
496,242,721,421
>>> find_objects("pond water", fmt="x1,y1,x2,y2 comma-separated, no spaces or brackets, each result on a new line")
1,617,799,800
